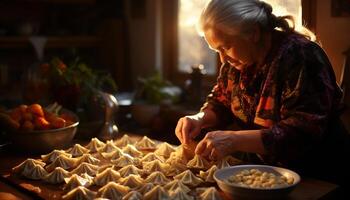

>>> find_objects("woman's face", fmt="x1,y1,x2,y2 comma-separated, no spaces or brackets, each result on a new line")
204,28,256,71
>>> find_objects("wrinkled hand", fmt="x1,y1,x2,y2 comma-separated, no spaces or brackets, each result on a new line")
175,113,204,145
195,130,237,161
181,140,198,160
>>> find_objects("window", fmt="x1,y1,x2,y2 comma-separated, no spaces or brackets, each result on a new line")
264,0,302,28
177,0,302,76
178,0,217,75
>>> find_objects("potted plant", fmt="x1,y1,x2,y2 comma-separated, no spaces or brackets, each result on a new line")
131,72,180,126
40,57,118,139
41,57,117,109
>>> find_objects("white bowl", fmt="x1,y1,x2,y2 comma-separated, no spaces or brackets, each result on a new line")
214,165,300,199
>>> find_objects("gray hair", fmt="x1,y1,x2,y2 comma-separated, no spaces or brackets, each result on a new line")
198,0,312,39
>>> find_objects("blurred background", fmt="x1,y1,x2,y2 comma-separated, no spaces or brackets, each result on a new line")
0,0,349,143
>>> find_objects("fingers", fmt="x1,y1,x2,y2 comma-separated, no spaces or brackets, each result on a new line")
176,116,202,145
196,140,217,161
188,126,201,141
175,118,184,143
181,119,191,144
210,148,222,161
195,138,206,155
201,142,213,158
195,132,223,161
175,117,193,144
195,138,214,160
196,140,210,156
195,133,210,155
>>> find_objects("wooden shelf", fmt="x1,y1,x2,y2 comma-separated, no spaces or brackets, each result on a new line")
0,36,100,48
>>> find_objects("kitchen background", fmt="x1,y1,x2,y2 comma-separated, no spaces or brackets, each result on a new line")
0,0,349,141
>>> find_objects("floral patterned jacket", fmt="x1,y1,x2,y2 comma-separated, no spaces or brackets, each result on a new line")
201,31,346,173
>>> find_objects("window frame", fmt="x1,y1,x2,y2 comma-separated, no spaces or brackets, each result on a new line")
162,0,317,88
162,0,218,90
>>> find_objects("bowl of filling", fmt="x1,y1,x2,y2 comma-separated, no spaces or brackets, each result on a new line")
214,165,300,199
0,103,79,154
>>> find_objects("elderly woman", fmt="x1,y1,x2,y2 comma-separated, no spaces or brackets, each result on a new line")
175,0,349,185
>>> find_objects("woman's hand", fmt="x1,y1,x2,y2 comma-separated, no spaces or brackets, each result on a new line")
195,130,238,161
175,113,204,145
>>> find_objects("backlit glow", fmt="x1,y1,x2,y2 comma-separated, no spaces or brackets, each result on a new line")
178,0,307,75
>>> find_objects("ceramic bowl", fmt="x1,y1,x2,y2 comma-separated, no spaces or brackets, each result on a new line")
214,165,300,199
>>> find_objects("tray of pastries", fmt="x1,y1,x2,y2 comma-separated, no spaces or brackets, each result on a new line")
7,134,243,200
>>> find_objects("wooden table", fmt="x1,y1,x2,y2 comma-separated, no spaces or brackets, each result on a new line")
0,134,340,200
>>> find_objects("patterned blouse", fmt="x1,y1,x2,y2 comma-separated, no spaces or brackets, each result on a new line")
201,31,344,170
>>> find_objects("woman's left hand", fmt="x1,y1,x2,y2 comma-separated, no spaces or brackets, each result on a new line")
195,130,238,161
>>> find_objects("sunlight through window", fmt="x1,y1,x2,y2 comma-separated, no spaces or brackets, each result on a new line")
178,0,217,75
178,0,302,75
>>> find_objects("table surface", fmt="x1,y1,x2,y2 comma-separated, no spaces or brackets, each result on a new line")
0,133,339,200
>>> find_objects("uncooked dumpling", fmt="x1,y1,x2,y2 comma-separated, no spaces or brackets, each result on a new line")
98,140,120,153
94,168,121,186
140,152,164,163
41,150,71,163
196,187,223,200
164,162,187,177
66,144,89,157
122,144,143,158
80,173,94,183
118,165,143,177
111,154,140,168
115,134,133,147
97,164,119,174
143,185,170,200
169,188,194,200
144,171,170,185
181,140,198,159
164,179,191,193
166,152,181,165
187,155,211,170
165,147,188,165
44,167,70,184
173,170,203,187
142,160,170,175
154,142,176,158
216,155,241,169
118,174,144,189
70,162,99,176
62,186,96,200
85,137,105,153
137,183,154,194
97,182,130,200
135,136,157,150
63,174,92,192
77,154,100,165
22,164,48,180
122,191,143,200
46,155,77,172
12,159,46,174
199,165,218,183
101,147,124,160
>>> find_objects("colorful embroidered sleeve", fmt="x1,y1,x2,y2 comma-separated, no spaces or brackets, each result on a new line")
261,42,342,163
200,63,237,127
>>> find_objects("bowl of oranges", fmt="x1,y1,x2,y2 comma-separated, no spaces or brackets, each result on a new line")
0,103,79,153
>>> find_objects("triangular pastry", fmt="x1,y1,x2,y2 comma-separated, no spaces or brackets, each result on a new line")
85,137,105,153
44,167,70,184
173,170,203,187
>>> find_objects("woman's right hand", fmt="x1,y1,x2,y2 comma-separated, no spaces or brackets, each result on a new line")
175,113,204,145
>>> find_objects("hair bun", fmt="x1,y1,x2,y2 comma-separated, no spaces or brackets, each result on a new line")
259,1,273,14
